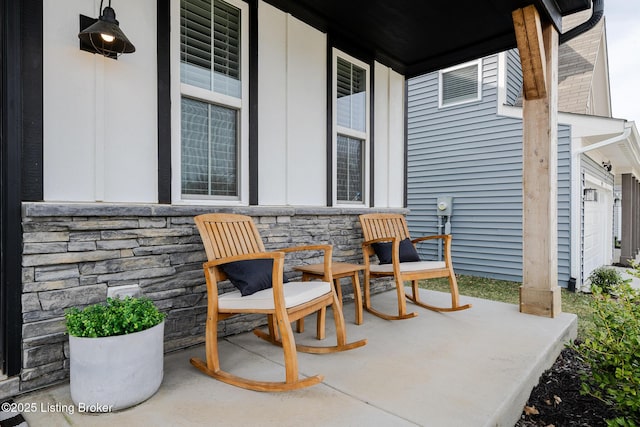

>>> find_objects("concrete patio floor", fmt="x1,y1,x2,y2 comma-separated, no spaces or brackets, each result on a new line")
17,288,577,427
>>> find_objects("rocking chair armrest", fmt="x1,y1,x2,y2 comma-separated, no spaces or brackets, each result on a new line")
201,252,287,300
203,251,285,270
411,234,451,245
279,244,332,256
362,236,398,248
411,234,455,265
361,236,399,258
362,236,400,253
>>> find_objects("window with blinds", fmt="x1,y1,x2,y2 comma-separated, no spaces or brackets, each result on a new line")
180,0,243,199
336,57,366,132
440,60,481,107
334,53,369,204
181,0,241,98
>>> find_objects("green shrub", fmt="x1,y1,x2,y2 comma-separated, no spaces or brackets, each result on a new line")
627,260,640,280
588,266,626,295
65,297,165,338
571,283,640,425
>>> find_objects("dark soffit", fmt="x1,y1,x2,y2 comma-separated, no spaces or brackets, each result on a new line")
262,0,591,77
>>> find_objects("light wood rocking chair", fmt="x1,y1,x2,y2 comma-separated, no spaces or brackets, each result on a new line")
192,213,366,392
359,213,471,320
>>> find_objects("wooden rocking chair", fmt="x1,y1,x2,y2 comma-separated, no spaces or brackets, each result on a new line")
192,213,366,392
359,213,471,320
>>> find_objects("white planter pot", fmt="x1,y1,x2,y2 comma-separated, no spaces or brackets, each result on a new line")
69,321,164,412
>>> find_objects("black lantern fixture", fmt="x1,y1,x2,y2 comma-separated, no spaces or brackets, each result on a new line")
78,0,135,59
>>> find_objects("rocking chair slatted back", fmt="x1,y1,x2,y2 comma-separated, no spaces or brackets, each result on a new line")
360,214,410,256
195,214,265,260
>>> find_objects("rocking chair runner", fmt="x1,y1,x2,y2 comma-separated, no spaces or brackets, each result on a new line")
192,213,366,392
359,213,471,320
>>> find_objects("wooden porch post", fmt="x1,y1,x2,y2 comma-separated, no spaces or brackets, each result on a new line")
513,5,561,317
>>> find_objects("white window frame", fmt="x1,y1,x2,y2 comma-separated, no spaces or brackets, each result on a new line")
332,49,370,207
438,59,482,108
170,0,249,205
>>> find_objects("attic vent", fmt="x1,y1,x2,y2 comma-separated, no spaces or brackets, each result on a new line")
439,60,481,107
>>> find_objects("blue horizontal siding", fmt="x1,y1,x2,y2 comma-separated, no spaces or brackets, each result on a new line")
407,54,572,285
505,49,523,106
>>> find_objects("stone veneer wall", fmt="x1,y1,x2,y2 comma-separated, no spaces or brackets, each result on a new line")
17,203,406,394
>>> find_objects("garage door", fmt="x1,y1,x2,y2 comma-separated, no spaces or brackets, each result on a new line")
583,183,611,280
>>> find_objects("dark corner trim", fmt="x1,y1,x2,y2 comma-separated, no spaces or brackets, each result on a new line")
403,78,408,208
157,0,171,204
21,0,43,201
248,0,259,205
1,0,34,377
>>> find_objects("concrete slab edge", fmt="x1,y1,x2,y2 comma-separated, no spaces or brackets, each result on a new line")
486,313,578,427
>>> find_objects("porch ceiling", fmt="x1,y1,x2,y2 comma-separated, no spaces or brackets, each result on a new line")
263,0,591,77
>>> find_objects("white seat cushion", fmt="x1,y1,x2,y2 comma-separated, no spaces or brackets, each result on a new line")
369,261,446,273
218,281,331,311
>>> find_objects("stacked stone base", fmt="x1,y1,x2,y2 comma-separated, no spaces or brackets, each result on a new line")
12,203,404,396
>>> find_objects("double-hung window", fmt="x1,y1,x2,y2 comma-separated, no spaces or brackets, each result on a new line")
333,51,370,205
177,0,248,203
439,59,482,108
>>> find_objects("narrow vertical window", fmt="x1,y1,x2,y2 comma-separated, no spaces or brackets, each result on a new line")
179,0,247,201
334,52,369,205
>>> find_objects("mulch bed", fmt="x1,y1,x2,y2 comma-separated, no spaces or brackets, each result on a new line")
515,345,621,427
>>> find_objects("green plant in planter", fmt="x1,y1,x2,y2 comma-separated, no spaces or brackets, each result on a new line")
65,297,165,338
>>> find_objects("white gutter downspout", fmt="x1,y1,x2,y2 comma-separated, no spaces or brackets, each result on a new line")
575,124,632,154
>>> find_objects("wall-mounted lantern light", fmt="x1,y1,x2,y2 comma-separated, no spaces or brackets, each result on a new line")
583,188,598,202
78,0,135,59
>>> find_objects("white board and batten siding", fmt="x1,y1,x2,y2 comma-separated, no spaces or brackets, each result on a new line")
257,3,404,207
43,0,158,203
42,0,405,208
407,54,572,285
373,63,406,208
258,4,327,206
